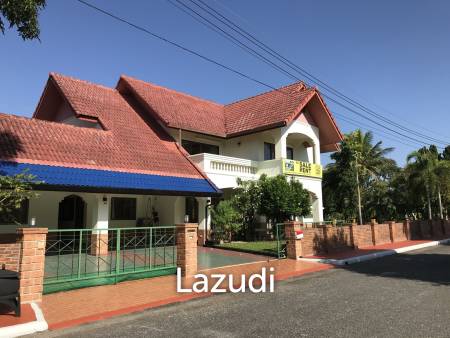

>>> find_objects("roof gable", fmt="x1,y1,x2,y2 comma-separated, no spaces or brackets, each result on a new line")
119,76,342,150
6,74,217,183
118,75,227,137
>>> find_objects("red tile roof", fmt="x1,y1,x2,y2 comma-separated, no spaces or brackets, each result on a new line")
224,83,316,137
119,75,226,137
118,75,342,146
1,74,209,180
0,72,342,185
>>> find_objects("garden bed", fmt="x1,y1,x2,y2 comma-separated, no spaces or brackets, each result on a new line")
213,241,280,257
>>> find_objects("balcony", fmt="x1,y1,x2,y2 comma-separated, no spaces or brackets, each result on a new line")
189,153,322,189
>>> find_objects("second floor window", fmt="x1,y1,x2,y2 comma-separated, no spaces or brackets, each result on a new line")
286,147,294,160
264,142,275,160
182,140,219,155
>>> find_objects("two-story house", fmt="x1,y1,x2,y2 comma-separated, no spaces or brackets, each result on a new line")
0,73,342,241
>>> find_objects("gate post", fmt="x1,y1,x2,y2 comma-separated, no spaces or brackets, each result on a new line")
16,228,48,303
284,221,303,260
176,223,198,277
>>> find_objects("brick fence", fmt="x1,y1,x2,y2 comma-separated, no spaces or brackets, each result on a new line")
0,224,198,304
0,233,20,271
285,219,450,259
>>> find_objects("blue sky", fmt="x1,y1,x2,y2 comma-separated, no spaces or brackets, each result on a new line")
1,0,449,165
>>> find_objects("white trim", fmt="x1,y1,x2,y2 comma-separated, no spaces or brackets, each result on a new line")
0,303,48,338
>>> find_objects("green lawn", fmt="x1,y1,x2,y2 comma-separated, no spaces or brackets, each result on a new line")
216,241,282,256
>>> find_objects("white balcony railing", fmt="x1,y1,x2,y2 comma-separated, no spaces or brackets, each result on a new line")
189,153,258,177
189,153,322,189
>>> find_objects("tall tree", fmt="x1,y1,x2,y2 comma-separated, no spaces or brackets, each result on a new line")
325,130,395,224
0,0,46,40
406,146,440,220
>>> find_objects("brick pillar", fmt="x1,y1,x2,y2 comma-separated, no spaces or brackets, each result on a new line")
176,223,198,277
350,223,358,248
440,220,446,237
443,220,450,236
403,219,411,240
284,221,303,260
388,221,395,243
17,228,48,303
90,231,109,256
370,220,377,245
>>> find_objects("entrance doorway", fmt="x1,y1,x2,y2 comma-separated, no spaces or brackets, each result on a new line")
58,195,85,229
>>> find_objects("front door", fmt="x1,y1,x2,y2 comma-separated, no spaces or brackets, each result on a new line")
58,195,85,229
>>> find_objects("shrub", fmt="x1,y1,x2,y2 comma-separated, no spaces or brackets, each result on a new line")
211,200,242,242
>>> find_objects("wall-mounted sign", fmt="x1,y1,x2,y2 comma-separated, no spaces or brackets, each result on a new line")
282,159,322,178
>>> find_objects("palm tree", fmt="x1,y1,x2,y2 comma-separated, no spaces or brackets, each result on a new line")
406,146,439,220
435,153,450,219
328,130,394,224
348,130,395,224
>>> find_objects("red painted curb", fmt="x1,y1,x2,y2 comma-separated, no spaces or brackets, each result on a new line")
48,264,333,331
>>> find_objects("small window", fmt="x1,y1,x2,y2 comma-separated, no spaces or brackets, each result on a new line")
0,199,29,225
264,142,275,160
111,197,136,220
286,147,294,160
182,140,219,155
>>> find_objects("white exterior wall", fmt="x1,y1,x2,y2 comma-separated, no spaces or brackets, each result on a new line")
169,118,325,222
1,192,209,232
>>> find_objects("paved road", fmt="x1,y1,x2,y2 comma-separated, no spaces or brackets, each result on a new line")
36,244,450,338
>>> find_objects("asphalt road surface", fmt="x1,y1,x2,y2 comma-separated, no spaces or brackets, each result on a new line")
35,244,450,338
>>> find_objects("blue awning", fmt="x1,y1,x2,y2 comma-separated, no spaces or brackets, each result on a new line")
0,161,220,196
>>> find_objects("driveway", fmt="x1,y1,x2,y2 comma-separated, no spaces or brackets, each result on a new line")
35,244,450,338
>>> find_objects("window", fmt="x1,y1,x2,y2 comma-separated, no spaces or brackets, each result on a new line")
111,197,136,220
286,147,294,160
185,197,199,223
0,199,28,225
181,139,219,155
264,142,275,160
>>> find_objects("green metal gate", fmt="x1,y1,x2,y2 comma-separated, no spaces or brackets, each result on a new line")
44,226,176,294
275,223,287,259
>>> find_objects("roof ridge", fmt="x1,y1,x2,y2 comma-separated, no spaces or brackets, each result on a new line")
120,75,224,108
0,112,110,134
225,81,309,107
50,72,117,93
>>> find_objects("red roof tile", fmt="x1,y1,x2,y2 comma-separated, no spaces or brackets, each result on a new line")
119,75,226,137
224,83,316,136
1,74,209,179
119,76,342,145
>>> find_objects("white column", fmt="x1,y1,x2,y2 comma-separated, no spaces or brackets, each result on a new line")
313,143,321,165
196,197,207,231
275,132,287,159
94,194,110,230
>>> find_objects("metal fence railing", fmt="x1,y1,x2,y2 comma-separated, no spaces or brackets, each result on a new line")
43,226,176,293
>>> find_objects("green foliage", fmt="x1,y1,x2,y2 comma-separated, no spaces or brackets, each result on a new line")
324,129,450,222
258,174,311,224
324,129,395,223
232,178,261,239
211,200,242,242
0,170,38,224
0,0,46,40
